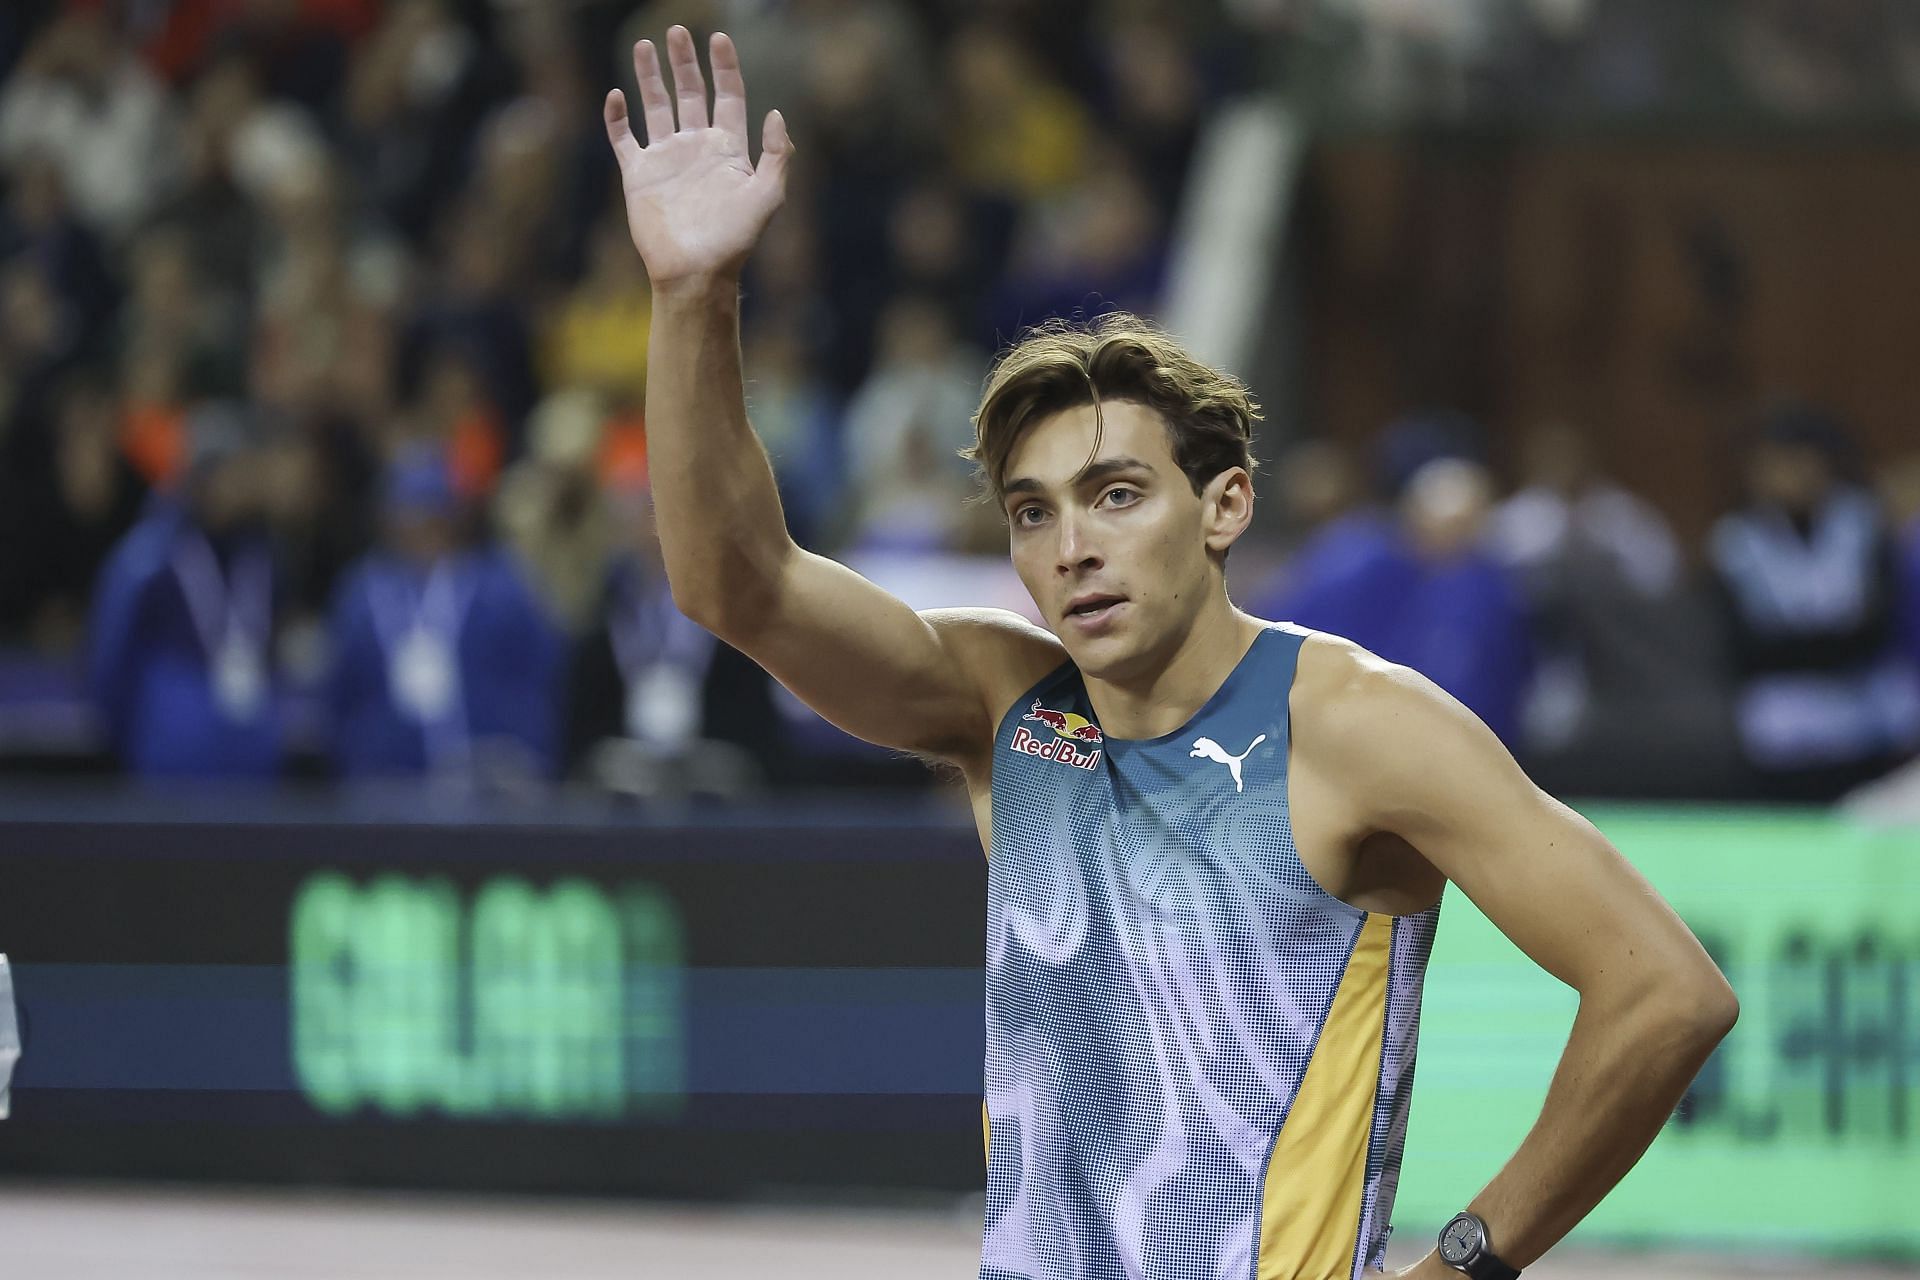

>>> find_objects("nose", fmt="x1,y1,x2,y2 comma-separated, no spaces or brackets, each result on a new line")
1055,509,1104,575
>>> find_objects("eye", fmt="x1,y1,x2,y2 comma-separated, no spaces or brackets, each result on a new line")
1100,486,1141,508
1012,504,1047,528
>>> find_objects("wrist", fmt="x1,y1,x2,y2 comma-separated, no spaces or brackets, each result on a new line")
1436,1210,1519,1280
650,274,744,310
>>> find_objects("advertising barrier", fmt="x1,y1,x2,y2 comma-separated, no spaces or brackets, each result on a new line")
0,796,1911,1255
1396,806,1919,1256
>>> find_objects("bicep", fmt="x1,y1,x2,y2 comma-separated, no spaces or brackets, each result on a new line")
723,548,1061,761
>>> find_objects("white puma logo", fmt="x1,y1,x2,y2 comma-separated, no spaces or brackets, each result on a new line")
1189,734,1267,793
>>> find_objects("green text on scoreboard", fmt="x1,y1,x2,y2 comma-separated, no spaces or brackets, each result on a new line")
290,873,684,1121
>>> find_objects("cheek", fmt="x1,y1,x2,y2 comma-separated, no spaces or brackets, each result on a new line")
1010,539,1049,594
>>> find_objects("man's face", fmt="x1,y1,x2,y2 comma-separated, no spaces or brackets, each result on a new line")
1751,442,1834,516
193,454,264,532
1001,400,1246,682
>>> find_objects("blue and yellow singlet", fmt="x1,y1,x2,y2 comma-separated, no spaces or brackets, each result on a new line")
983,623,1439,1280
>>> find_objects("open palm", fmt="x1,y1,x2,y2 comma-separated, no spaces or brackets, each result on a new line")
602,26,792,289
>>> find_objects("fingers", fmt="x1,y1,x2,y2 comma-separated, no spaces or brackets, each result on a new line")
602,89,643,168
709,31,749,146
631,38,676,143
752,108,793,199
666,24,709,131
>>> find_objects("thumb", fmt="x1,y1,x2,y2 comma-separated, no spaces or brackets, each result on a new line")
753,109,793,197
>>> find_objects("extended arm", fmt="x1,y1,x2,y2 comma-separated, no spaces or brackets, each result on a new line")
1294,637,1738,1275
605,28,1058,761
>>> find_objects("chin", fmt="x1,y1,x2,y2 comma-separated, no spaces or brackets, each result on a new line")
1060,629,1150,683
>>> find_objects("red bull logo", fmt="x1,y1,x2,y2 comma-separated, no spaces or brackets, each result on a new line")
1012,701,1104,771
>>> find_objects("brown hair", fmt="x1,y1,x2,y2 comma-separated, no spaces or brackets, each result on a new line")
963,311,1261,504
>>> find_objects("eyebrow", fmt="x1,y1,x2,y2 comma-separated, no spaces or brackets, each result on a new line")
1002,456,1156,502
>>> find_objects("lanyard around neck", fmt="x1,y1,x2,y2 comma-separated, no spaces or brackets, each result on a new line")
170,531,271,659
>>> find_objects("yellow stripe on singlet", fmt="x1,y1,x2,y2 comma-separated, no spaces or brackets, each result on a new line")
1255,911,1392,1280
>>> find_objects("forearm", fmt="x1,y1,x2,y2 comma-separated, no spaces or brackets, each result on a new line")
1448,991,1731,1269
644,280,795,635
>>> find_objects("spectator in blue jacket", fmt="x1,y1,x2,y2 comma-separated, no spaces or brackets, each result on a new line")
1253,417,1532,743
326,442,564,782
88,402,282,777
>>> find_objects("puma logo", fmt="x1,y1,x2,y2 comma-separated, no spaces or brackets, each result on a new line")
1189,734,1267,793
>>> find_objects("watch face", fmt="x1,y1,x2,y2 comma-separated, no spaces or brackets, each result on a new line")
1440,1216,1481,1264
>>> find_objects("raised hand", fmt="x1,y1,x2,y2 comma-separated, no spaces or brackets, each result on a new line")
603,26,793,292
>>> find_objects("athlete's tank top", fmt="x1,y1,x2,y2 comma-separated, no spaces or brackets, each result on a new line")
983,623,1440,1280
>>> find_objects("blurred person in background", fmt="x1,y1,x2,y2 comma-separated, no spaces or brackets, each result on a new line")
117,334,192,490
990,138,1169,342
398,340,507,500
1265,437,1366,556
1708,403,1919,801
495,388,618,636
0,369,147,652
1393,454,1533,745
0,254,81,445
161,48,268,316
542,210,652,407
406,211,538,439
325,441,564,783
1491,422,1738,795
342,0,505,245
0,8,182,242
944,19,1090,206
840,293,984,552
87,401,284,778
120,222,246,402
1092,4,1208,218
739,316,842,547
0,152,115,348
485,4,610,285
1255,413,1531,743
248,154,401,423
797,0,938,393
562,474,785,785
1251,413,1474,657
884,177,990,347
1251,485,1408,660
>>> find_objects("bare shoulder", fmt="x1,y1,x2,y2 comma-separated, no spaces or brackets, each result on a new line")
922,607,1069,732
1290,629,1428,736
1289,629,1524,827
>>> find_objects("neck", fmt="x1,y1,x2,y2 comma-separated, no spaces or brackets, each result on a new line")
1081,591,1265,741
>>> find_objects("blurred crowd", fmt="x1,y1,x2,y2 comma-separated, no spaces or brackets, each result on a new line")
1252,408,1920,803
0,0,1240,794
1238,0,1920,124
2,1,1919,806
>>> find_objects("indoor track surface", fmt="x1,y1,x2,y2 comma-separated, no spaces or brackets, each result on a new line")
1,1186,1913,1279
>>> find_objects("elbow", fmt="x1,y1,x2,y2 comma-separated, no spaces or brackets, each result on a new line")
1701,983,1741,1040
672,582,747,644
668,577,723,635
1658,975,1740,1045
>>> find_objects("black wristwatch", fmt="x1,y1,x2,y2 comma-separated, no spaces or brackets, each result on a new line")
1437,1211,1519,1280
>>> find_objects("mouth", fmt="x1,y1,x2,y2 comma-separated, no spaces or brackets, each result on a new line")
1063,594,1127,632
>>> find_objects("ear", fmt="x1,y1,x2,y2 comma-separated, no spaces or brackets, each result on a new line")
1201,466,1254,557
